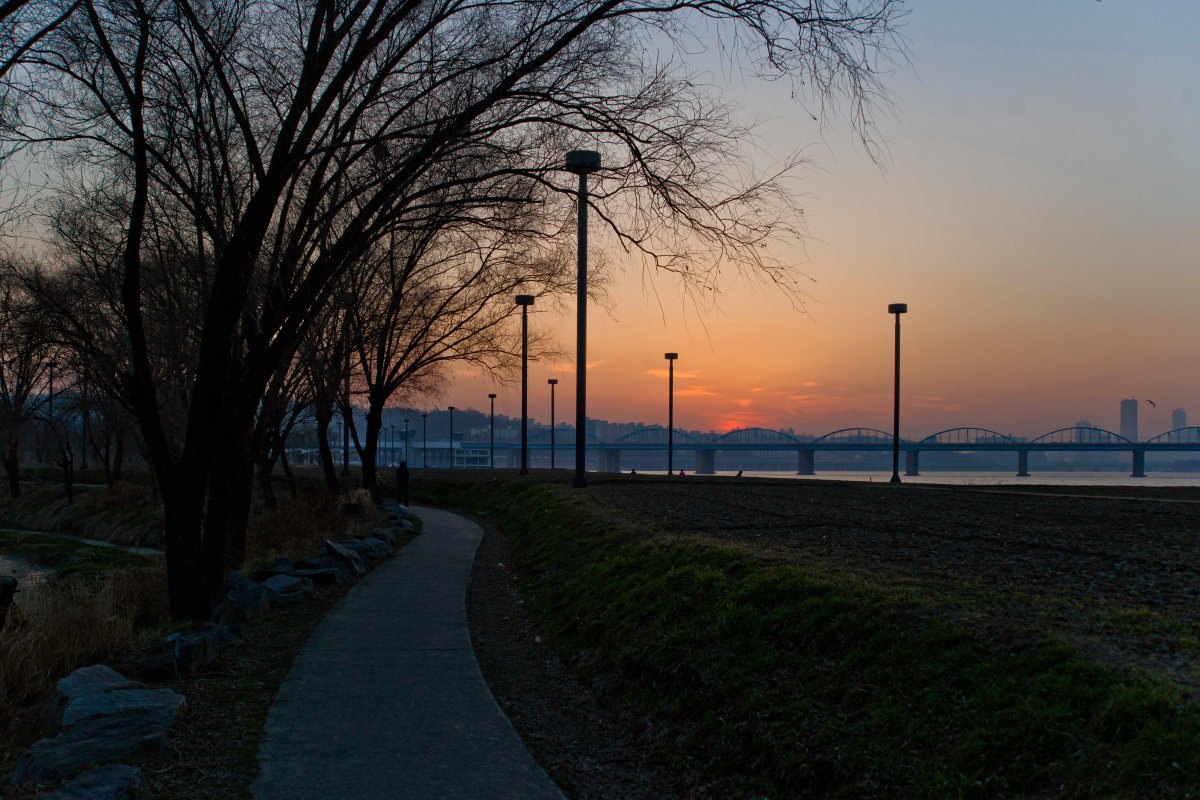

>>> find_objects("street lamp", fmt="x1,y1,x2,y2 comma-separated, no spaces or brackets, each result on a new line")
403,418,409,464
665,352,678,475
516,294,535,475
888,303,908,484
422,413,428,468
488,394,497,469
448,406,455,468
566,148,601,488
548,379,558,469
389,424,396,466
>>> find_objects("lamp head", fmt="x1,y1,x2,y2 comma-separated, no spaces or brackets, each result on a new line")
565,150,602,174
515,294,535,306
488,393,497,399
888,303,908,315
548,378,558,385
664,352,678,360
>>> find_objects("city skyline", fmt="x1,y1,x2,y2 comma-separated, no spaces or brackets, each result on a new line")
441,1,1200,438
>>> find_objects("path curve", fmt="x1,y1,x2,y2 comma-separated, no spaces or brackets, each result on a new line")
253,505,565,800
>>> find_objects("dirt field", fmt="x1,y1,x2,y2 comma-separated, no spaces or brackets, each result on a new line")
577,475,1200,693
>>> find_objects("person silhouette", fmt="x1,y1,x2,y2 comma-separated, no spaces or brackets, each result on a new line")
678,470,685,477
736,470,743,477
396,460,411,506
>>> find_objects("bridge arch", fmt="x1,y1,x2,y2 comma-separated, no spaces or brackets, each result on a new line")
918,427,1017,445
614,426,699,444
717,427,803,445
812,427,895,444
528,428,603,444
1144,426,1200,444
1029,426,1131,445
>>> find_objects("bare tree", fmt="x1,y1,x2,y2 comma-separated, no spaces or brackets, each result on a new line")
0,269,55,496
4,0,904,619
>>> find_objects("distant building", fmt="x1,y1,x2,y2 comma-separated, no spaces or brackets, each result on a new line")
1120,398,1139,442
1172,408,1188,430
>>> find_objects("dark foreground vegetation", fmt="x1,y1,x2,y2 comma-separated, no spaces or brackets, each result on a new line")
420,474,1200,799
0,475,386,795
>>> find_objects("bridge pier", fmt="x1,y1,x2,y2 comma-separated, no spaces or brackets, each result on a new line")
600,448,621,473
1131,450,1145,478
695,449,716,475
905,449,920,476
1017,450,1030,477
797,449,815,475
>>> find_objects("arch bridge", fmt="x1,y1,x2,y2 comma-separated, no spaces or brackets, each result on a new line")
478,424,1200,478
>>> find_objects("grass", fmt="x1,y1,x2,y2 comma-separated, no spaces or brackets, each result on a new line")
418,478,1200,799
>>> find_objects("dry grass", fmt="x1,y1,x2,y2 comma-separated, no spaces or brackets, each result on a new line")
244,486,380,568
0,567,167,705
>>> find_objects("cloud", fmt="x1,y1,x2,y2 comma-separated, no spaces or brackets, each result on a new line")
676,385,718,397
732,398,754,408
644,369,700,379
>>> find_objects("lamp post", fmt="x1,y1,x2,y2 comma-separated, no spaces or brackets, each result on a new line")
422,413,428,467
566,149,601,488
888,303,908,484
516,294,535,475
403,418,409,464
389,425,396,466
487,394,497,469
665,352,678,475
447,406,455,468
548,379,558,469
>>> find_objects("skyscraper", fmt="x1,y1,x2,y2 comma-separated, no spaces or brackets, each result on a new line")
1120,398,1139,442
1172,408,1188,430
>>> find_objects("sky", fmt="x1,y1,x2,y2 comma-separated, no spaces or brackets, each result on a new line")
445,0,1200,440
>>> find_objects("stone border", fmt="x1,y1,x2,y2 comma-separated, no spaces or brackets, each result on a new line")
5,503,417,799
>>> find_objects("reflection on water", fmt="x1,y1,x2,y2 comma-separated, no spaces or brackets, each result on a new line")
713,471,1200,488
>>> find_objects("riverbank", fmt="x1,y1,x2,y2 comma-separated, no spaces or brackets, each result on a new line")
421,471,1200,799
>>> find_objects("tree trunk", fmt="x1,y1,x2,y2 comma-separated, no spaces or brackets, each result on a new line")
361,403,383,503
203,423,254,583
162,470,210,621
280,444,298,498
315,412,339,492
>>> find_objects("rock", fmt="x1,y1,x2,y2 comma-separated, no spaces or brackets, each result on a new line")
200,622,244,644
294,556,339,571
43,666,143,729
287,567,345,585
40,764,154,799
169,631,220,673
261,574,314,603
322,540,366,575
357,536,392,559
62,688,186,729
269,556,294,571
396,518,416,532
221,584,274,624
9,713,171,788
371,528,397,547
336,539,374,559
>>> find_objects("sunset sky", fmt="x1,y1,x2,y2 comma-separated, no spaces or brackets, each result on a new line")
446,1,1200,440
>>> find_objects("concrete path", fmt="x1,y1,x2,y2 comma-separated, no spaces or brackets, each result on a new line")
253,506,565,800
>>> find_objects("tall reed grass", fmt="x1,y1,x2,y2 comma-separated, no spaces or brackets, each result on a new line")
0,566,167,711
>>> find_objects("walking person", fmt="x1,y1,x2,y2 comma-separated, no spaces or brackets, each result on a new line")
396,460,411,506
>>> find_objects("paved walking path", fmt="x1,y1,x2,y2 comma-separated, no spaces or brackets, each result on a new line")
253,506,565,800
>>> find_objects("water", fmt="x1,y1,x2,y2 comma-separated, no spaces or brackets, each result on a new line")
709,470,1200,487
0,553,53,589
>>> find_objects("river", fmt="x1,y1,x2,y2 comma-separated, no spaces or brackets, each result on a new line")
709,470,1200,487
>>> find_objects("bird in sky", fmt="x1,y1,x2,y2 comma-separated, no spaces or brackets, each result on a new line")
1147,400,1157,408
